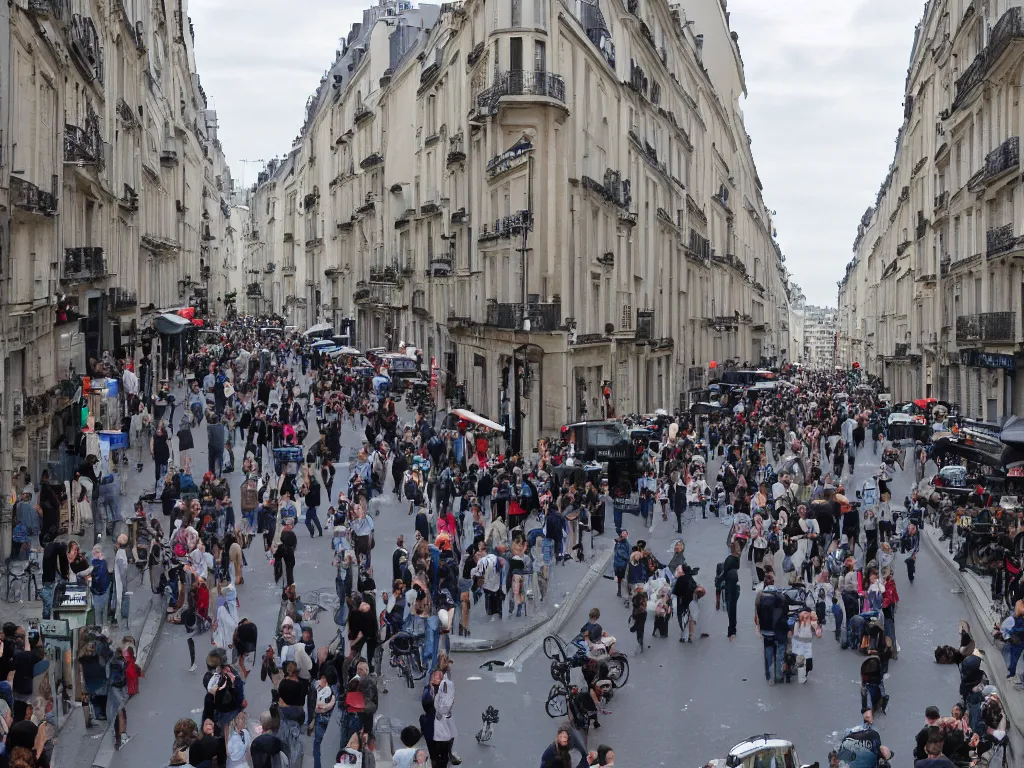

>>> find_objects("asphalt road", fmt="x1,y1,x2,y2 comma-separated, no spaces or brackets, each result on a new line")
108,431,1003,768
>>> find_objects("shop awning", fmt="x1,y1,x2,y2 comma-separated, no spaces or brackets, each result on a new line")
153,312,191,335
451,408,505,433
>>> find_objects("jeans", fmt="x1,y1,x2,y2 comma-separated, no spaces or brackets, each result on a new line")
279,712,304,767
208,446,223,477
724,585,740,637
306,506,323,536
762,635,784,682
1008,642,1024,675
41,582,57,620
861,682,885,711
906,555,917,583
154,462,169,496
93,588,110,627
312,712,331,768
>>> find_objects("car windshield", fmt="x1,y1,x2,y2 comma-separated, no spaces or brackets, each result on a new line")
587,422,630,447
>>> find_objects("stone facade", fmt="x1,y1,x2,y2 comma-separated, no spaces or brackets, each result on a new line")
0,0,231,504
838,0,1024,421
243,0,790,446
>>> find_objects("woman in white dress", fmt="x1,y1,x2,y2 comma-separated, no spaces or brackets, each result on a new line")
212,580,239,651
790,609,820,683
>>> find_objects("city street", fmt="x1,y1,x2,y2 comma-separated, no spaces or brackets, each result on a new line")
101,429,1017,768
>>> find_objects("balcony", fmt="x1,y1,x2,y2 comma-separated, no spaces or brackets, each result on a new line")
476,70,566,113
956,312,1016,344
119,183,139,213
426,255,453,277
412,289,429,317
360,151,383,170
282,263,296,276
986,223,1019,257
985,136,1019,183
62,247,107,283
485,301,562,332
108,288,138,311
10,177,57,215
264,262,276,274
357,282,403,308
894,343,909,357
27,0,66,20
369,266,399,284
69,14,104,83
160,149,179,166
953,7,1024,110
447,134,466,166
64,123,103,165
478,213,529,242
246,283,262,298
934,190,949,213
354,104,373,125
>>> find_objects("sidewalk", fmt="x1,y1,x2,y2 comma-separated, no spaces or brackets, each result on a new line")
451,546,613,653
921,523,1024,735
15,379,208,768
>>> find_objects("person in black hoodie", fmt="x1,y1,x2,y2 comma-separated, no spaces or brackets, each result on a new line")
303,479,323,538
391,450,408,500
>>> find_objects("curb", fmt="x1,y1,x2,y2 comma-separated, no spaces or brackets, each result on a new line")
450,549,612,654
91,595,167,768
921,526,1024,737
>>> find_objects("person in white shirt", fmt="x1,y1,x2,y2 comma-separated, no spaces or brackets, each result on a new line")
226,712,252,768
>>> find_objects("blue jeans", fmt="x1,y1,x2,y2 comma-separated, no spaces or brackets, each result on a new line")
305,506,322,536
312,712,331,768
41,582,57,619
763,635,784,682
92,588,110,627
1008,642,1024,675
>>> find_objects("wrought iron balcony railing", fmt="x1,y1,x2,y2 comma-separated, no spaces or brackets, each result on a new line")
65,123,103,165
986,223,1017,257
956,311,1016,343
985,136,1020,181
953,7,1024,109
476,70,566,110
62,247,107,282
10,177,57,215
485,301,562,332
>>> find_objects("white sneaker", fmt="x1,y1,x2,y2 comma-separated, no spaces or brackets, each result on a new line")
189,663,196,672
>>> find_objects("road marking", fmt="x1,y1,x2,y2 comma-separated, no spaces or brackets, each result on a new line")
466,676,482,681
495,672,517,684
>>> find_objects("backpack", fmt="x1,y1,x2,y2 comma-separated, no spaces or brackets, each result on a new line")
108,656,127,688
241,479,259,512
91,559,111,595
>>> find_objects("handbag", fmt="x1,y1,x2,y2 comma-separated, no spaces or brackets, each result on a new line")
782,554,795,573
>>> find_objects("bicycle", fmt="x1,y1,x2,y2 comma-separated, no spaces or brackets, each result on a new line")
1,559,41,604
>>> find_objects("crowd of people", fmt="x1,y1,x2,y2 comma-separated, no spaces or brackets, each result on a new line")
4,316,1023,768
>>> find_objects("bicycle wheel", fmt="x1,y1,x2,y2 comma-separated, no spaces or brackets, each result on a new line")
607,657,629,688
543,635,565,660
410,654,427,681
545,685,568,718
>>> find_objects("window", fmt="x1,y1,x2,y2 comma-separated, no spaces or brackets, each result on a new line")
511,0,521,27
534,40,546,72
510,37,523,71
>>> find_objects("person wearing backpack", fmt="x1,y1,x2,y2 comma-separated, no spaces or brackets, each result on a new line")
754,574,786,683
90,544,112,630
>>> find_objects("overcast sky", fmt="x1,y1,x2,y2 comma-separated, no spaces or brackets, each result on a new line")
726,0,924,306
189,0,923,307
